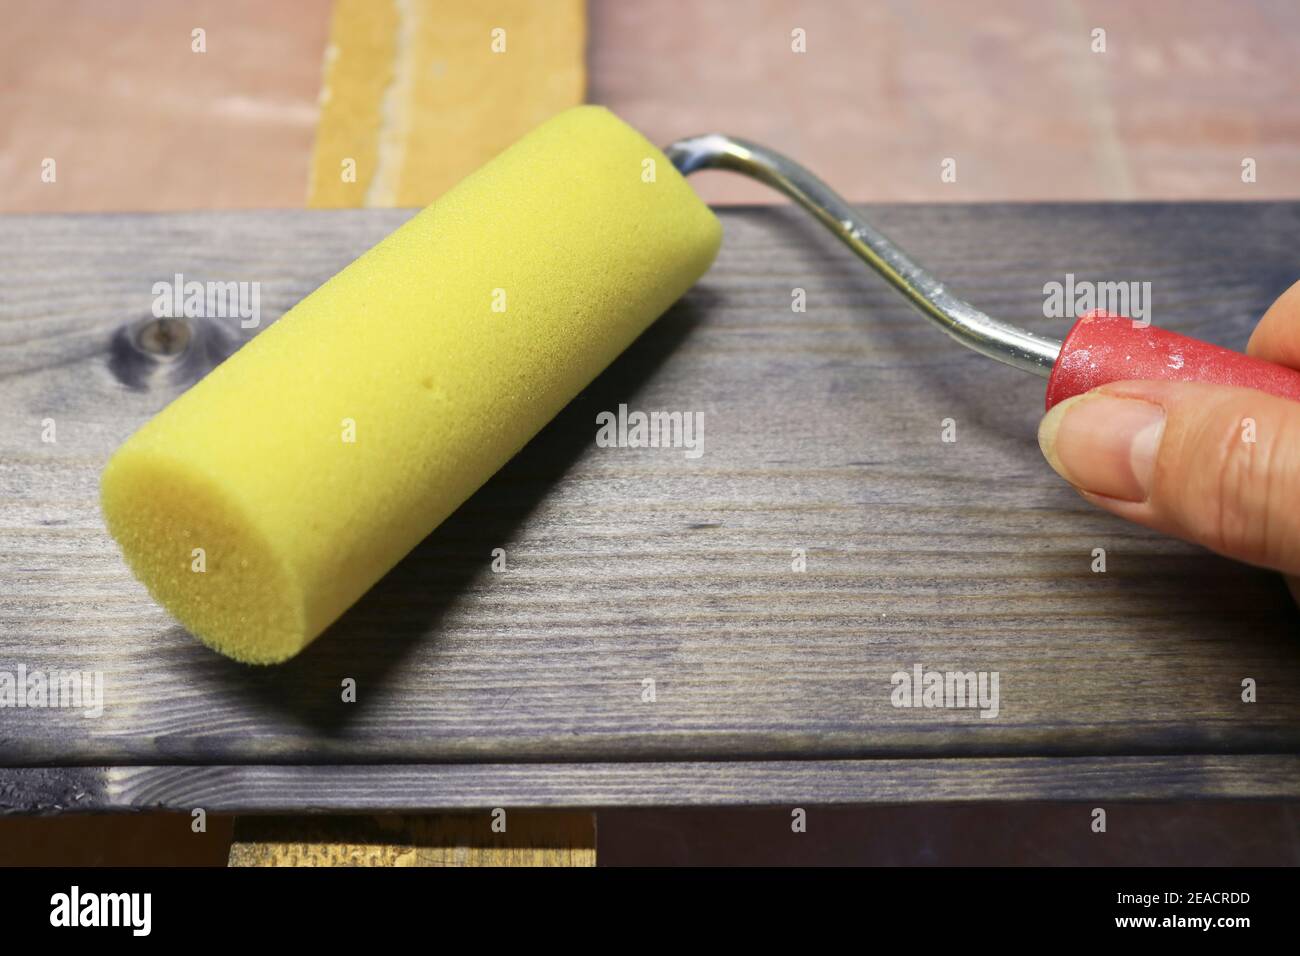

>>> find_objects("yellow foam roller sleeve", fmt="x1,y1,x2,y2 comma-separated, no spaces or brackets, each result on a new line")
101,106,722,664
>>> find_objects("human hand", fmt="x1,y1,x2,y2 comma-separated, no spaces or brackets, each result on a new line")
1038,280,1300,594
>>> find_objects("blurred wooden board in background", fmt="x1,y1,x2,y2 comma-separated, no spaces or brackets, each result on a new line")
308,0,586,207
5,0,1300,212
0,0,333,212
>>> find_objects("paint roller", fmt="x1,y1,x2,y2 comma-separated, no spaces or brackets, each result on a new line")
102,106,1300,663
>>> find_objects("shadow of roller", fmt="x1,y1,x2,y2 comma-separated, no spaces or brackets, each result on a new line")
194,289,716,733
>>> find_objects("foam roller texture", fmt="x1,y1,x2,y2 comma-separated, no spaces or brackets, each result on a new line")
101,106,721,663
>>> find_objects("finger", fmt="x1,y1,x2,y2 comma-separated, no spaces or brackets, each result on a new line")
1246,278,1300,367
1038,379,1300,575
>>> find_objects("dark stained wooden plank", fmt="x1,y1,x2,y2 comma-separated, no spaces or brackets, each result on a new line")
2,205,1300,795
7,756,1300,814
0,767,105,815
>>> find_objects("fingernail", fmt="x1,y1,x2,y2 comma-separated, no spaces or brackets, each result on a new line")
1038,393,1165,502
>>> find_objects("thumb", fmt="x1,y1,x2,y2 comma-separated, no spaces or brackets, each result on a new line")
1037,379,1300,575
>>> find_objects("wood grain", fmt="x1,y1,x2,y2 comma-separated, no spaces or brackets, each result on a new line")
7,757,1300,814
2,203,1300,809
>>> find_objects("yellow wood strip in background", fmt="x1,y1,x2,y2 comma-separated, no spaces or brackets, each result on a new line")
307,0,400,207
308,0,586,208
228,813,597,867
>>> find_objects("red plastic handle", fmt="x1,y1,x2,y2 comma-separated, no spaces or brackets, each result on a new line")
1045,310,1300,410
